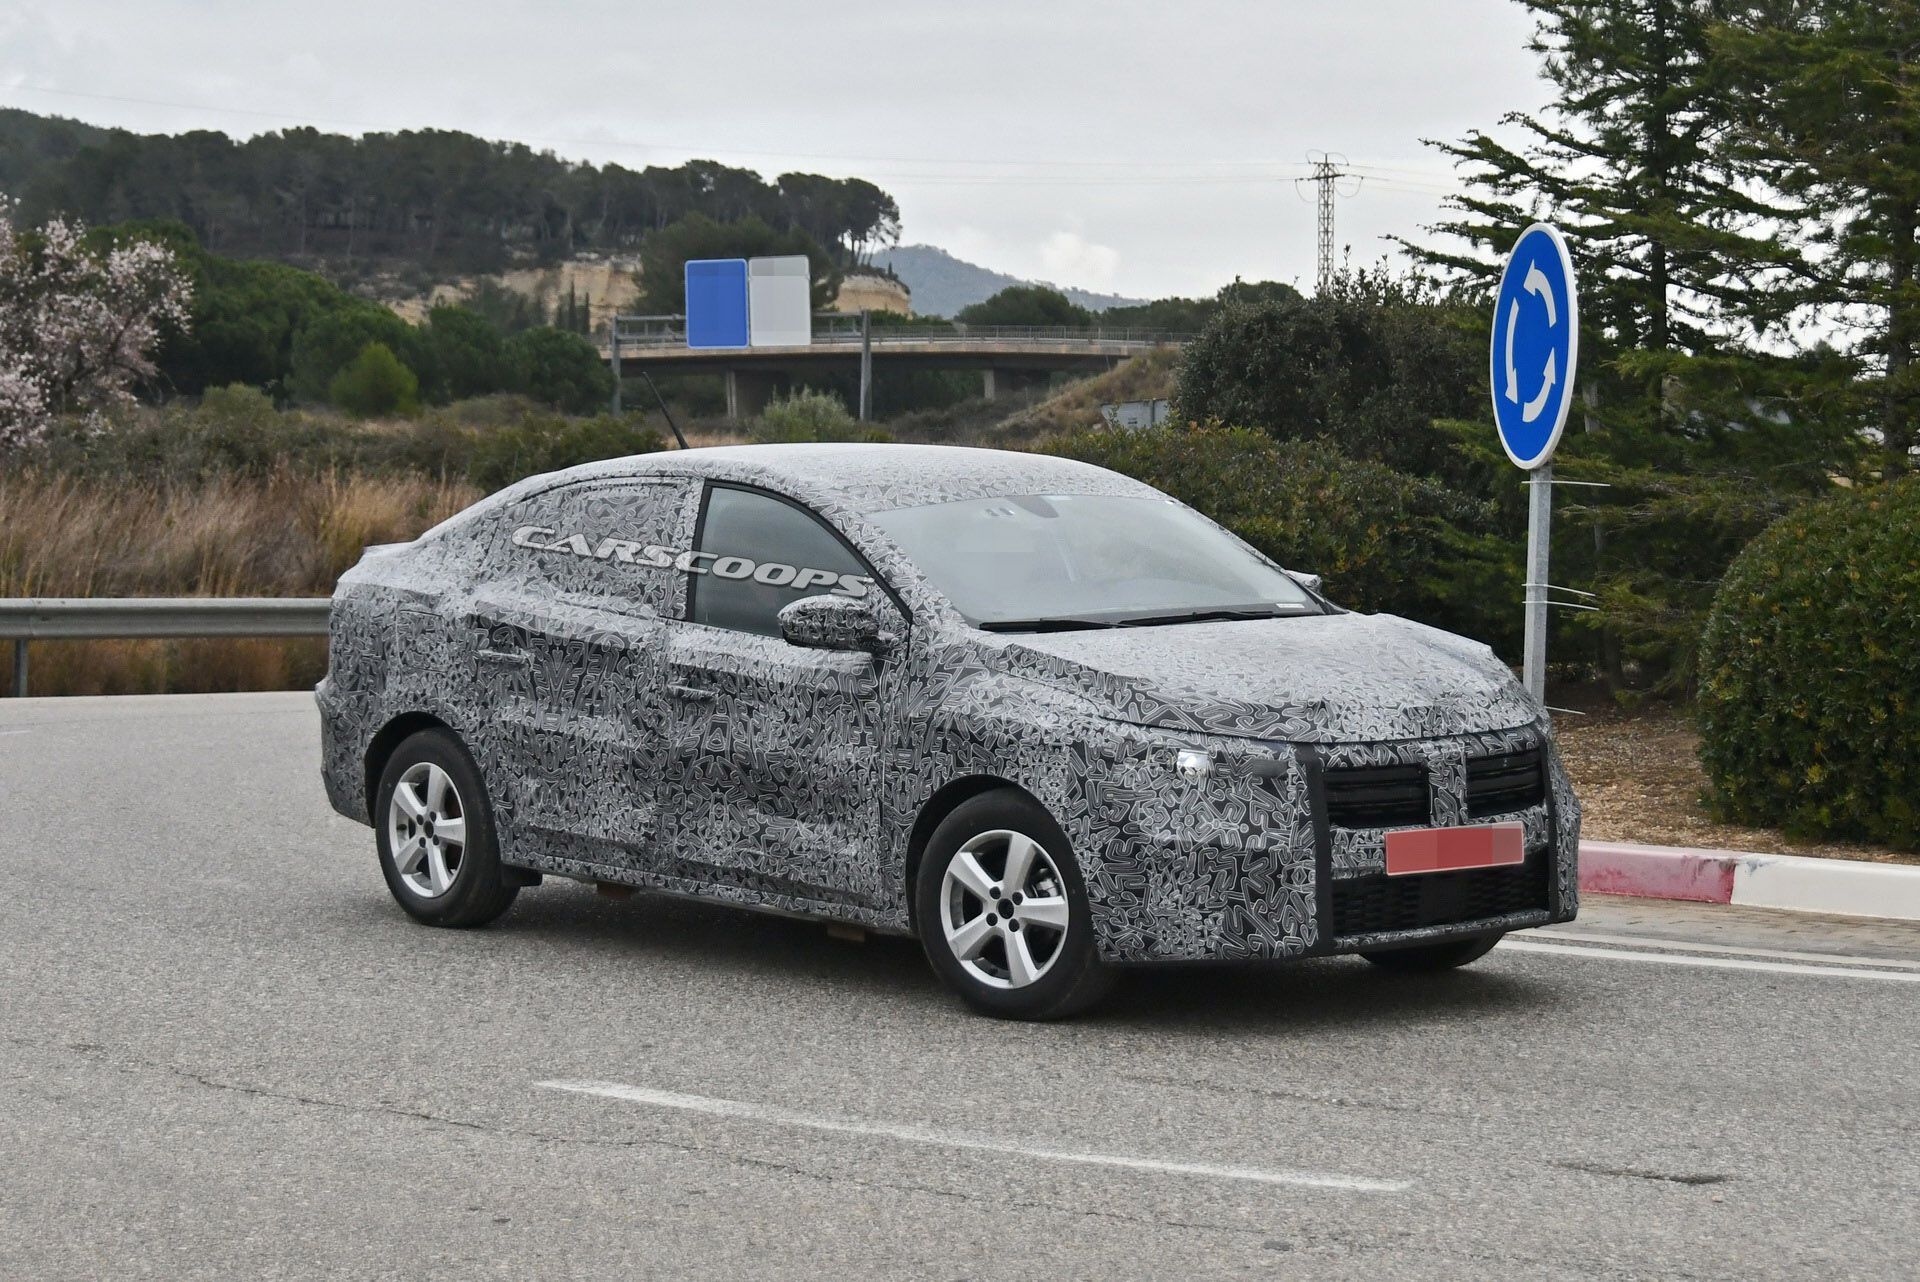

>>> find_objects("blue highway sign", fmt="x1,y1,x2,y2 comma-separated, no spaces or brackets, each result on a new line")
1490,223,1579,469
685,258,750,349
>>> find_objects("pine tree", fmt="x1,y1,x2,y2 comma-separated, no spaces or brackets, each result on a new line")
1405,0,1859,694
1713,0,1920,473
1406,1,1790,352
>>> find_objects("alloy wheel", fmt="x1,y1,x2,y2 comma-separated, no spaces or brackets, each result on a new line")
387,761,467,899
938,828,1072,989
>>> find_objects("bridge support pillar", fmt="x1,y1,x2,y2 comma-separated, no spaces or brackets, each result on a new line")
982,368,1044,401
725,369,775,423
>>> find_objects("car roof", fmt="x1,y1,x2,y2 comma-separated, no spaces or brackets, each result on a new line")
519,442,1162,515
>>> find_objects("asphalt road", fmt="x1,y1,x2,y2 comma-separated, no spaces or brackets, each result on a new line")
2,693,1916,1281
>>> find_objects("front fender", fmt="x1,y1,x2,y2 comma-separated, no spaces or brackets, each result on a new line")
886,653,1321,961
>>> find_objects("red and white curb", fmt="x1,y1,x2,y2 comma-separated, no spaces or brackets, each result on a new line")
1580,840,1920,924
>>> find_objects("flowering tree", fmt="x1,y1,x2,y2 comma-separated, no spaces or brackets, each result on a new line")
0,199,192,448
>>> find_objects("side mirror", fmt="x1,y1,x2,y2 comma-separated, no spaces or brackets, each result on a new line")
777,594,892,653
1286,569,1324,595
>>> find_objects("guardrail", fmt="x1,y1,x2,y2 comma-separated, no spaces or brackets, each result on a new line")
608,314,1194,350
0,598,331,697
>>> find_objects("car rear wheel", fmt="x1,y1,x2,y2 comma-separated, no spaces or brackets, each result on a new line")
375,728,518,928
1361,932,1503,972
914,789,1113,1020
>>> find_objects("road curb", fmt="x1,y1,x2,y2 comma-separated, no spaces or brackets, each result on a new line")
1579,840,1920,923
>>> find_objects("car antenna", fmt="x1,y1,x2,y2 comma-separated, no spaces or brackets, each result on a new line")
639,368,690,450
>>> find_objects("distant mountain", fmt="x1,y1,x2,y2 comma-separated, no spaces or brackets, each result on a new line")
871,244,1146,318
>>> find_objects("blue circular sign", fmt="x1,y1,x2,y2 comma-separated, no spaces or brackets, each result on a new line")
1490,223,1579,470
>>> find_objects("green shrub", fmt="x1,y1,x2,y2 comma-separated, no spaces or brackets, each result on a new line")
956,284,1092,327
464,411,664,491
194,384,278,434
328,342,419,417
1697,477,1920,848
423,305,508,402
1044,423,1514,646
505,326,615,413
1171,277,1484,479
23,393,664,493
752,388,892,443
293,304,423,404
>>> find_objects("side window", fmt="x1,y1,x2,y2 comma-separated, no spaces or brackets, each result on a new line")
688,485,875,637
502,479,693,614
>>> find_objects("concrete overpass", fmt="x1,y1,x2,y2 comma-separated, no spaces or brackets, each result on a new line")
603,315,1191,420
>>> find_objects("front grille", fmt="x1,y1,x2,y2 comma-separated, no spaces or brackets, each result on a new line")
1322,762,1429,829
1331,856,1549,937
1466,745,1546,817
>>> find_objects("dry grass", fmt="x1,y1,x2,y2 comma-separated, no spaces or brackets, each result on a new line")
1,469,478,696
987,349,1181,445
676,425,751,450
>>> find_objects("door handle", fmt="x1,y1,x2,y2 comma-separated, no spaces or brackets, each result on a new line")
667,683,715,702
477,648,531,670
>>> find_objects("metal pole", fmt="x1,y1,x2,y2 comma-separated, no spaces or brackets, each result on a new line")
11,638,26,698
1523,460,1553,703
858,309,873,422
609,320,622,416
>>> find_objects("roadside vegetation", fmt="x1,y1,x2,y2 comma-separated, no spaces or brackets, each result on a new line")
0,468,474,695
1697,478,1920,849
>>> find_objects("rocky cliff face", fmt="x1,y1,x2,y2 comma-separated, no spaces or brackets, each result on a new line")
385,255,643,328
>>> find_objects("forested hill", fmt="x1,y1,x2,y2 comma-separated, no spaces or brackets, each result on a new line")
0,108,110,192
0,107,900,280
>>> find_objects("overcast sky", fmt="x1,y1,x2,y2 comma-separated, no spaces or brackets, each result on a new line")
0,1,1550,300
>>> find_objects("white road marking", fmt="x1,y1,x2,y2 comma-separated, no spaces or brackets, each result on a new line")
1539,928,1920,971
536,1079,1410,1193
1504,939,1920,983
0,729,31,736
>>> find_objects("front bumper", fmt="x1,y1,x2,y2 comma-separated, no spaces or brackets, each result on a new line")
1080,722,1580,964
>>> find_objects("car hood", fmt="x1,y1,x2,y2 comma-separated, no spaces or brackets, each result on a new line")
983,612,1540,744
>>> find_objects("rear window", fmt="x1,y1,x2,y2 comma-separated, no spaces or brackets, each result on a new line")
688,485,875,637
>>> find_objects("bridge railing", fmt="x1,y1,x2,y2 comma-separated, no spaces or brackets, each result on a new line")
608,314,1194,349
0,597,332,697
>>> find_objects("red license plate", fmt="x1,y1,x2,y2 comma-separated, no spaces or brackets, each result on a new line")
1384,823,1526,876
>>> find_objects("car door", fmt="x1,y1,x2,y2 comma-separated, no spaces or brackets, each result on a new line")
466,476,697,872
660,482,904,907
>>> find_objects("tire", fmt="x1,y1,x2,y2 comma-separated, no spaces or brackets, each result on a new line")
913,789,1114,1020
1361,931,1503,972
374,727,519,928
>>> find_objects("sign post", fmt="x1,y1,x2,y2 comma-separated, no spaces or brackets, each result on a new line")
1490,223,1579,703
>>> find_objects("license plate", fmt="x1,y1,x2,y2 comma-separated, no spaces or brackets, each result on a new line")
1384,822,1526,876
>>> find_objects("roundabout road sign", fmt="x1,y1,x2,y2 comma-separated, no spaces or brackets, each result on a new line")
1490,223,1579,470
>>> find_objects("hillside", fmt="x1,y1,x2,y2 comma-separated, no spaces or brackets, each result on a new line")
0,107,110,193
873,244,1146,319
0,107,899,284
988,349,1179,443
0,107,1164,338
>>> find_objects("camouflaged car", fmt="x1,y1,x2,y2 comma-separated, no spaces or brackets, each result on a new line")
318,443,1580,1018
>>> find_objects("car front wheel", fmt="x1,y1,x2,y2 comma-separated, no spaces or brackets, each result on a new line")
914,789,1113,1020
374,727,518,928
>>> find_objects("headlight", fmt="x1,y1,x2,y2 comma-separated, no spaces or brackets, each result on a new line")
1175,748,1214,781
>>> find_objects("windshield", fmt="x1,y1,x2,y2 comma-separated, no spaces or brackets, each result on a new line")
869,493,1322,629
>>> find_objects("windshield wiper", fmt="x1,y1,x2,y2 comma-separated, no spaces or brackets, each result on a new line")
1114,607,1304,628
976,617,1119,633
